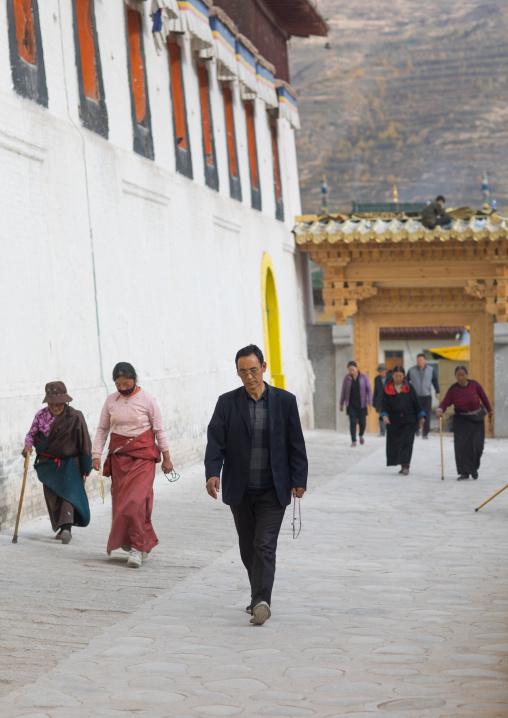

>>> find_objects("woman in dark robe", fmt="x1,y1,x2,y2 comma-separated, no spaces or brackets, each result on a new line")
22,381,92,543
380,366,425,475
436,366,493,481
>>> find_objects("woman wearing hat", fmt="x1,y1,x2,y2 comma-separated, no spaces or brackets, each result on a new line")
22,382,92,543
380,366,425,475
92,363,173,568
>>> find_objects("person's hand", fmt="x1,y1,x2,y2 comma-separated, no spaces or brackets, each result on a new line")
161,458,174,474
382,416,390,425
206,476,220,499
488,412,494,418
419,417,425,428
436,393,440,399
92,458,101,472
436,409,443,419
339,405,344,412
292,487,305,499
21,446,32,458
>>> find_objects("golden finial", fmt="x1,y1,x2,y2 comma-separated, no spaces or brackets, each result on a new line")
393,184,398,203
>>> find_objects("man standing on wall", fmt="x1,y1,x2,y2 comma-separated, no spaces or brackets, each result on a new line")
408,354,440,439
204,344,308,626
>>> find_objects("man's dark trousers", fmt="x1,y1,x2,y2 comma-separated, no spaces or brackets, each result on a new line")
230,488,285,607
417,395,432,437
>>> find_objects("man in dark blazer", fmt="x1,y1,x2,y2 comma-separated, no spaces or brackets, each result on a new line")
205,344,308,626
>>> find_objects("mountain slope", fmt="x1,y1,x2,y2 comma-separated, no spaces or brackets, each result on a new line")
290,1,508,213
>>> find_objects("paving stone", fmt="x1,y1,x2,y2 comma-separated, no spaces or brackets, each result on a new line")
125,661,187,674
193,706,243,716
378,697,446,710
17,689,81,708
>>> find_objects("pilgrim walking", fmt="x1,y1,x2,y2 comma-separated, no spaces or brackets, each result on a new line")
373,363,391,437
380,366,425,475
92,363,173,567
22,382,92,544
339,361,373,447
436,366,493,481
205,344,308,626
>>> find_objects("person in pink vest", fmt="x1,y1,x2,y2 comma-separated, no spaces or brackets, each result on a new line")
339,361,373,447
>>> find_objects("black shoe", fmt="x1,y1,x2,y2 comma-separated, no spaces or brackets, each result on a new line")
472,472,478,480
457,474,469,481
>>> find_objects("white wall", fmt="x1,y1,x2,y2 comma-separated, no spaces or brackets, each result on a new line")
0,0,310,528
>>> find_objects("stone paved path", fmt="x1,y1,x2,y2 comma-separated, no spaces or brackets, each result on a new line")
0,430,507,717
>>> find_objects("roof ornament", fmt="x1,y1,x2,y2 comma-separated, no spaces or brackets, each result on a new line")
482,170,490,211
321,176,328,214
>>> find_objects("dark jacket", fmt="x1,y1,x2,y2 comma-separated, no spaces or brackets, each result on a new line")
204,384,308,507
373,372,392,413
421,200,446,229
380,380,425,425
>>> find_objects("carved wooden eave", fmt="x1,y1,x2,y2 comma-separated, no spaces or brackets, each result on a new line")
295,214,508,324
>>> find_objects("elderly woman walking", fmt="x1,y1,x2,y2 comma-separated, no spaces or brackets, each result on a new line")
380,366,425,475
436,366,493,481
92,363,173,567
22,382,92,543
339,361,373,447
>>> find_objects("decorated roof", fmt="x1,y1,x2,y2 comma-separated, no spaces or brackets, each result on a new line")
294,211,508,245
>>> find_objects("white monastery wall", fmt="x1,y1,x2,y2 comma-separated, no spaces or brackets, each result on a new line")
0,0,312,528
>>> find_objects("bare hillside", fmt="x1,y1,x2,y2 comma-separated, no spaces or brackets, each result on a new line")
290,1,508,213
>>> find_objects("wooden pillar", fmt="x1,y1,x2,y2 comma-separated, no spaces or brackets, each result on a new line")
470,312,494,437
353,308,380,434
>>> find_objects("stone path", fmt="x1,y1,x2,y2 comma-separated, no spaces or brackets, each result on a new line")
0,430,507,717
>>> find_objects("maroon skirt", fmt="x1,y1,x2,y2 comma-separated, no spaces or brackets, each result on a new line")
103,429,161,553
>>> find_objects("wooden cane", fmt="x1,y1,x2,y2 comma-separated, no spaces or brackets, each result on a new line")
475,483,508,512
439,416,444,480
12,454,30,543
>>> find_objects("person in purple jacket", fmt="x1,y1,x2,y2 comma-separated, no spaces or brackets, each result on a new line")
339,361,373,447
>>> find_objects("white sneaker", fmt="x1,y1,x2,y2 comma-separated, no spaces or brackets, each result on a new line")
127,549,142,567
250,601,271,625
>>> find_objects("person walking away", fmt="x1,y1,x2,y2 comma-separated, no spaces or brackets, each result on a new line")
92,363,173,567
204,344,308,626
421,195,453,229
22,381,92,544
436,366,493,481
380,366,425,475
408,354,440,438
340,361,373,447
373,363,391,437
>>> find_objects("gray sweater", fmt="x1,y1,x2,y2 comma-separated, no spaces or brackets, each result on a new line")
408,364,440,397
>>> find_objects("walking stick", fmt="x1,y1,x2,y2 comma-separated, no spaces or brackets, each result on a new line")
475,483,508,512
439,416,444,481
12,454,30,543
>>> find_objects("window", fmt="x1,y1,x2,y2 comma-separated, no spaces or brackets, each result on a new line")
245,101,261,211
198,64,218,191
168,39,192,178
72,0,108,137
270,117,284,221
384,350,404,371
7,0,47,106
223,83,241,202
126,8,153,159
